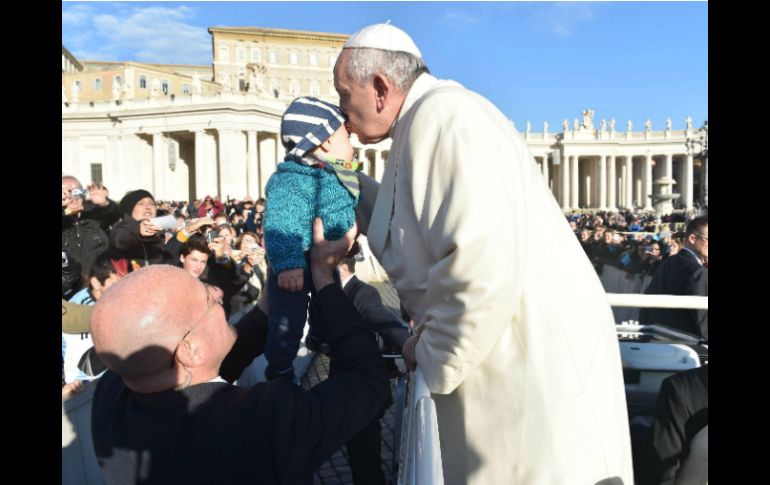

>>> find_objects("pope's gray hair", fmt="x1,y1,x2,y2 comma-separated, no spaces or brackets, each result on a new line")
340,48,429,92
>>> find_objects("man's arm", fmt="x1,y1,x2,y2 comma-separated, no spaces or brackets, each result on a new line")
219,304,269,382
277,219,389,469
353,284,410,350
299,284,390,468
688,266,708,340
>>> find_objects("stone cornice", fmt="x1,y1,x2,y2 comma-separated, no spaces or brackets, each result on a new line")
208,26,348,44
62,46,83,71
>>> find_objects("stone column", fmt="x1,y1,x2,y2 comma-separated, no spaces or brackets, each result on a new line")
625,156,634,209
194,130,208,201
152,133,165,197
570,155,579,209
561,154,570,210
374,150,385,182
598,155,607,210
258,133,277,198
607,155,616,210
542,155,549,186
684,153,694,210
644,154,653,210
218,129,247,200
247,130,258,198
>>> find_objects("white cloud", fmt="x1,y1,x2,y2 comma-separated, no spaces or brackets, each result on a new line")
62,4,93,26
63,4,211,65
440,10,479,28
541,2,597,37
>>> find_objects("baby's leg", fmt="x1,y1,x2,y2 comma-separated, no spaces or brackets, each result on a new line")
264,269,310,381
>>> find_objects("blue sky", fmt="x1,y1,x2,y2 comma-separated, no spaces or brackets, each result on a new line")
62,1,708,132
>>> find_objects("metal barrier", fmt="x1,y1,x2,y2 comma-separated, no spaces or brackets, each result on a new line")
397,368,444,485
606,293,708,310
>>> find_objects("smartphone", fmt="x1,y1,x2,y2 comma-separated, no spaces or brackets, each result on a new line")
207,229,219,243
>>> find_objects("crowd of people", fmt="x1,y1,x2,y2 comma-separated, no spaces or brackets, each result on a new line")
62,22,706,485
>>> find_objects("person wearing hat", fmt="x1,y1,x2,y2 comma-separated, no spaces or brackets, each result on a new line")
334,23,632,484
109,189,169,269
262,96,361,381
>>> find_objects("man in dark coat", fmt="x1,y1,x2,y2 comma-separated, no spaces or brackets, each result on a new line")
90,220,389,485
639,216,708,340
61,176,121,278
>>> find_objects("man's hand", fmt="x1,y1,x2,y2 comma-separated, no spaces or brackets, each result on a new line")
185,217,213,234
87,182,109,207
310,218,357,290
278,268,304,292
402,334,420,372
62,380,86,400
247,246,265,266
208,237,225,258
139,219,161,237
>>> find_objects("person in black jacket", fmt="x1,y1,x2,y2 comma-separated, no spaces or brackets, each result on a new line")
639,216,708,340
109,189,169,268
335,256,410,485
61,176,121,278
90,219,389,485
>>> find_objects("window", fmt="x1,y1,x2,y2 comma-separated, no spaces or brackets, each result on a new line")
270,78,280,98
115,75,122,86
139,76,147,89
237,48,245,62
182,84,191,94
289,79,300,96
93,77,102,90
91,163,103,184
161,80,169,95
75,80,82,90
219,46,229,62
309,80,320,95
309,53,318,66
289,51,298,65
239,78,246,92
251,48,261,63
329,53,338,68
269,51,277,64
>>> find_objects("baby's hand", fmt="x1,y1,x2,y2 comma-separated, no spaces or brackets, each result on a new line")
278,268,304,292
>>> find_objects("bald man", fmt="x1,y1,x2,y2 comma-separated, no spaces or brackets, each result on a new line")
90,220,389,484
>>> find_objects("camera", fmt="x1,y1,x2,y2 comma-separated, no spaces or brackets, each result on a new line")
71,188,88,199
62,251,69,269
206,229,219,243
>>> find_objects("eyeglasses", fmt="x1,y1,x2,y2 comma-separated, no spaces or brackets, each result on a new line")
170,284,222,368
697,234,709,242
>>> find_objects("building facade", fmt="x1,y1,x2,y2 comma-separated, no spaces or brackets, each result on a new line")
208,26,347,102
62,30,707,212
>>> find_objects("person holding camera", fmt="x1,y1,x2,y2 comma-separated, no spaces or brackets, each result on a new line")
109,189,169,270
61,175,122,278
198,194,225,219
229,231,268,316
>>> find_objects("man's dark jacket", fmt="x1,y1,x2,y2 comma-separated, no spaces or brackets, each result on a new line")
639,249,708,340
62,200,121,277
91,284,389,484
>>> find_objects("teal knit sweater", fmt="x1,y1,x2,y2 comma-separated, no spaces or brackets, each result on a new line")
264,160,358,273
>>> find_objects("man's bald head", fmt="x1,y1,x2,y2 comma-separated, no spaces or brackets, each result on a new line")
91,265,209,390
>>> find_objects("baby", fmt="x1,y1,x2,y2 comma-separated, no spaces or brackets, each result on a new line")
263,96,360,381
